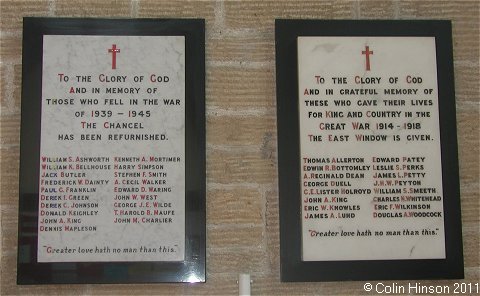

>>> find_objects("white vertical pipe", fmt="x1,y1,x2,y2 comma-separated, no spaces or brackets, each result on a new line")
238,273,251,296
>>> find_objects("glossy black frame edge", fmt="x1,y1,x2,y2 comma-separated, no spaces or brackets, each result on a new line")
17,17,206,285
275,19,463,282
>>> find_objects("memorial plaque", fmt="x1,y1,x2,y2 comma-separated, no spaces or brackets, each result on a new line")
18,18,206,284
276,20,463,281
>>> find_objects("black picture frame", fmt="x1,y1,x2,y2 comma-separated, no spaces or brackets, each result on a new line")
275,19,463,282
17,18,206,284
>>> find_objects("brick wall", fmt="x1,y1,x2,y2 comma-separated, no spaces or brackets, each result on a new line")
1,0,478,295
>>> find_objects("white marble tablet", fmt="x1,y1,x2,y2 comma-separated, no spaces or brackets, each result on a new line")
38,35,185,262
298,37,445,261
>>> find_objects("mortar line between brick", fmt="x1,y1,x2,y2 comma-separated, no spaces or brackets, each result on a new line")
207,60,274,69
393,0,400,19
209,27,265,39
208,182,276,191
47,0,56,16
0,58,22,67
461,223,480,231
206,107,274,116
130,0,139,18
258,184,269,255
454,60,480,67
0,30,22,38
208,223,262,230
1,64,15,113
456,101,480,109
465,267,480,274
213,0,225,31
460,182,480,192
0,143,20,149
209,245,265,253
206,144,261,153
0,109,20,118
353,0,361,19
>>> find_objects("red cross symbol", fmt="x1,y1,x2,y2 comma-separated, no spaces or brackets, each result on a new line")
108,44,120,69
362,46,373,71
